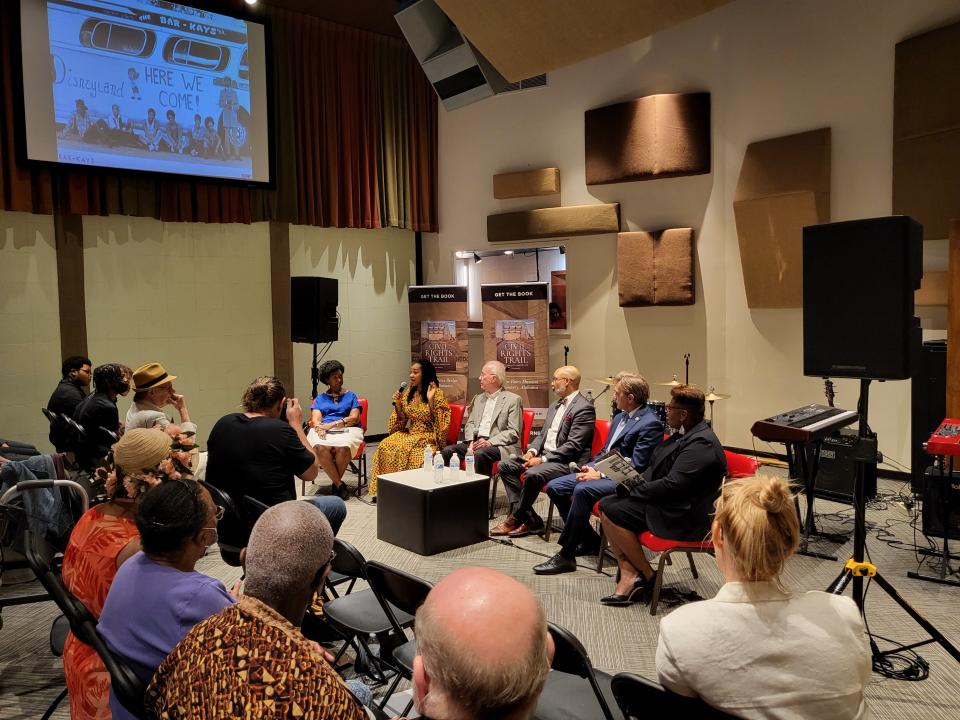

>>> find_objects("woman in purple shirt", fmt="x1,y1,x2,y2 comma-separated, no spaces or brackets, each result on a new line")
307,360,363,499
98,480,234,720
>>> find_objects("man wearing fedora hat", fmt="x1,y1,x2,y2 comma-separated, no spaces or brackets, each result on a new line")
126,363,197,438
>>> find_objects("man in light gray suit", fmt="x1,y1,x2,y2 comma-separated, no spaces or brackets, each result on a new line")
441,360,522,478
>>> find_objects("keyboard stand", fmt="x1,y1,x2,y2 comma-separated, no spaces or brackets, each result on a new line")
789,439,844,560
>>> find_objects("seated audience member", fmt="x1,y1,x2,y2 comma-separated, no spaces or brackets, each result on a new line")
47,355,92,451
407,567,553,720
97,480,234,720
440,360,522,479
206,376,346,531
62,428,186,720
125,362,196,436
73,364,132,470
598,384,726,605
148,501,368,720
490,366,595,538
535,373,663,574
370,359,451,499
307,359,364,500
657,475,872,718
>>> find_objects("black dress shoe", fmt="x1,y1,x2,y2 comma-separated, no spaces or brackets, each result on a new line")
533,553,577,575
574,541,601,557
334,483,352,500
600,572,656,606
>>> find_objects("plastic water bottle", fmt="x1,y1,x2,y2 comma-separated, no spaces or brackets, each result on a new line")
423,444,433,470
465,445,475,477
448,453,459,482
433,452,445,484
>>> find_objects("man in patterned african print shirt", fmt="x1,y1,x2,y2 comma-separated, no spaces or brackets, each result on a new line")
146,502,365,720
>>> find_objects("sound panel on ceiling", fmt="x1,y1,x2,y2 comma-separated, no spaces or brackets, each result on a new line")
802,216,922,380
894,20,960,240
617,229,695,306
584,92,710,185
487,204,620,243
493,168,560,199
734,128,831,309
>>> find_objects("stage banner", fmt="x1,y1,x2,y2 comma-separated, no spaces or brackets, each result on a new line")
408,285,469,404
481,283,550,419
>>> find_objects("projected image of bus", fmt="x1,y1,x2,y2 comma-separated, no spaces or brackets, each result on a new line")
47,0,256,180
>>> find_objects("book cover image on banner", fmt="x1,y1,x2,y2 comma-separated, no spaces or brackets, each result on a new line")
408,286,469,404
482,283,550,418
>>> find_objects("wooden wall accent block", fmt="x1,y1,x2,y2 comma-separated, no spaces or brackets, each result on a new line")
916,271,948,307
493,167,561,199
617,229,695,306
733,128,831,308
948,220,960,417
269,221,294,396
487,203,620,242
53,211,87,358
894,21,960,240
585,92,710,185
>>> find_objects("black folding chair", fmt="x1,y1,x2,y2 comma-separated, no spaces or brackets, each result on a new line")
23,529,147,719
198,481,246,566
611,672,737,719
322,539,414,684
535,622,617,720
365,561,433,714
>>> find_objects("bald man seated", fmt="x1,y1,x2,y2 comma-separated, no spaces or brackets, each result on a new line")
491,366,595,538
407,567,554,720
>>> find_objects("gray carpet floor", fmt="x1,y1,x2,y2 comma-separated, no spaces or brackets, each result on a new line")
1,451,959,719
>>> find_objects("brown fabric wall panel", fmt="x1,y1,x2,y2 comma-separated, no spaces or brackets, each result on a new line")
617,229,694,307
734,192,819,309
585,93,710,185
493,168,561,199
916,271,948,307
487,203,620,242
893,20,960,241
734,128,830,205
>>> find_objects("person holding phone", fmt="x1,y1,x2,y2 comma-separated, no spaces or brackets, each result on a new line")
205,376,346,534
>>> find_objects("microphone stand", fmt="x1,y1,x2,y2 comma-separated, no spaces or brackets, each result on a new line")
683,353,690,385
564,346,570,365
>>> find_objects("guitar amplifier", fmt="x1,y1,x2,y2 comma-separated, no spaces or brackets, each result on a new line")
814,429,877,504
921,466,960,541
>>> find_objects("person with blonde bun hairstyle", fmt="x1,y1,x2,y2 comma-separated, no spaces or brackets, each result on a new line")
656,475,872,719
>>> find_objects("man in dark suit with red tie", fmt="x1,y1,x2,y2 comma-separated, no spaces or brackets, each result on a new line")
534,372,664,574
490,366,595,538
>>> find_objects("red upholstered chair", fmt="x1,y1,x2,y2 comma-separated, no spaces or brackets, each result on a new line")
350,398,370,497
592,449,760,612
488,409,536,519
543,419,611,541
447,403,466,446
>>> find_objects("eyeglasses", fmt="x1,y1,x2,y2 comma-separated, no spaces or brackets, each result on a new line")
666,404,687,411
214,505,225,522
327,549,337,566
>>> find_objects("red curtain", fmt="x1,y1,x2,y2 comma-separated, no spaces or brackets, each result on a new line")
0,3,437,232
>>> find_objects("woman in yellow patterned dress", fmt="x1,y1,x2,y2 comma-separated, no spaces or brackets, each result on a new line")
370,359,450,500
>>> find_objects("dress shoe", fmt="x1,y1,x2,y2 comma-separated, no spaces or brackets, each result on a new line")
533,553,577,575
334,483,352,500
507,517,545,538
490,517,518,536
600,571,657,607
574,540,601,557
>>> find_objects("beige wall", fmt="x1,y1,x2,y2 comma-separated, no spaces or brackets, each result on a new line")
0,211,61,450
83,217,274,441
426,0,960,469
289,225,416,433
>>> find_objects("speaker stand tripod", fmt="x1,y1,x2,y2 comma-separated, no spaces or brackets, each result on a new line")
309,340,320,401
827,379,960,668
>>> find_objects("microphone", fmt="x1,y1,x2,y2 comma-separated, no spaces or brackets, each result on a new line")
569,462,580,473
392,381,408,406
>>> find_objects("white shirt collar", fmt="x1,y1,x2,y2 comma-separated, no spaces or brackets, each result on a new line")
485,388,503,400
713,581,792,604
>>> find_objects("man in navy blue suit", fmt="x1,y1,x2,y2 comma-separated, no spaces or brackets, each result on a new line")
533,373,663,575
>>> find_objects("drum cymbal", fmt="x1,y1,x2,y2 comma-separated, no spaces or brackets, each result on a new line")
592,377,616,386
656,375,682,387
705,391,731,402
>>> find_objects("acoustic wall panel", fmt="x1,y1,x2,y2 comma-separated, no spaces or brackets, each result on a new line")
617,229,695,306
916,271,948,307
487,204,620,242
585,92,711,185
493,168,561,199
733,128,831,308
894,20,960,240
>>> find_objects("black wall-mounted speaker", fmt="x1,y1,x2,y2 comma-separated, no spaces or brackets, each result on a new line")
291,276,338,344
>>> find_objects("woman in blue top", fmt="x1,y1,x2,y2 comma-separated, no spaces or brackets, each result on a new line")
308,360,363,499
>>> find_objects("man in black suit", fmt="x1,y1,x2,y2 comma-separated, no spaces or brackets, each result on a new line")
490,366,595,538
598,384,726,605
47,355,92,451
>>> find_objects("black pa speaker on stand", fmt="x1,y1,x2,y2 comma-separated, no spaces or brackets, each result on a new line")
291,276,339,399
